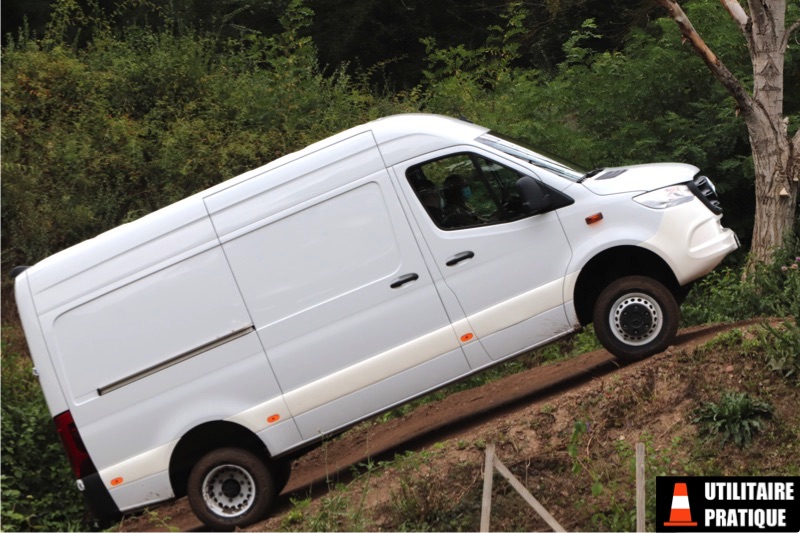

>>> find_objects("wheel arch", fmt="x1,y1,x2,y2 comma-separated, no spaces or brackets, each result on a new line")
169,421,269,498
573,245,683,327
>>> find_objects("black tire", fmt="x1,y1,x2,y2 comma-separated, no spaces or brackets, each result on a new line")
593,276,679,362
187,447,276,531
270,458,292,494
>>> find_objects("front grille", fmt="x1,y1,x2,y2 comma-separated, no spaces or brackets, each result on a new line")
688,174,722,214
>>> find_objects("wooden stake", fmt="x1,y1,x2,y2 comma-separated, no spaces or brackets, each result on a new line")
636,442,646,533
480,444,495,532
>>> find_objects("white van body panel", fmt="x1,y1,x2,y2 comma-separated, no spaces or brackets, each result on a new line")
580,163,697,196
46,248,251,402
370,113,489,166
201,130,467,441
641,203,740,285
14,113,738,519
14,276,69,416
391,145,575,361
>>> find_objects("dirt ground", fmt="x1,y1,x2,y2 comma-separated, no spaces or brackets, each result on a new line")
116,320,798,532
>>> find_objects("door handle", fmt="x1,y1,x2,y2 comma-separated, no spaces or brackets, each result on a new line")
390,273,419,289
445,251,475,267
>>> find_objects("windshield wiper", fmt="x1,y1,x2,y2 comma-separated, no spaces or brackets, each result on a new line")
578,168,605,183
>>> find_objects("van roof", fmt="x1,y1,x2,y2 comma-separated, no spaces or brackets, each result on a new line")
21,114,488,308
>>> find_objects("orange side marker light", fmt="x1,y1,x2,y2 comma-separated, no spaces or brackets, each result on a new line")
267,414,281,424
460,333,474,342
111,477,124,487
585,213,604,225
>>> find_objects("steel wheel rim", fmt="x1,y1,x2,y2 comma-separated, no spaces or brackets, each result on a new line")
609,292,663,346
202,464,256,518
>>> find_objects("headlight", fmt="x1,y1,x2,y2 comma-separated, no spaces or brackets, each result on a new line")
634,185,695,209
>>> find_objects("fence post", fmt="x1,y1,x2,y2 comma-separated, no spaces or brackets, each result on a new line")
636,442,646,533
480,444,495,532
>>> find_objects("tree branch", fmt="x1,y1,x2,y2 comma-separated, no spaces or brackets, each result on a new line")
784,19,800,52
654,0,756,117
721,0,755,56
721,0,749,29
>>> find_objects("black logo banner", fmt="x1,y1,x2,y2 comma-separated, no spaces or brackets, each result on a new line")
656,476,800,532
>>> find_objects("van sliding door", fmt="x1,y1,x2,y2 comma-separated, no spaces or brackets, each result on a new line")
205,133,470,440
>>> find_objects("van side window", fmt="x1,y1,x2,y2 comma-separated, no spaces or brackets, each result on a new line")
406,153,529,230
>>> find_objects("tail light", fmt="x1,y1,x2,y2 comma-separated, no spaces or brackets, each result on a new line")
54,411,97,479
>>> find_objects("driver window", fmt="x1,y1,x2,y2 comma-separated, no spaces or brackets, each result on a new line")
406,153,529,230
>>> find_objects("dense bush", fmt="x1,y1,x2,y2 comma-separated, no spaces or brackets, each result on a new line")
682,235,800,325
0,0,409,279
5,0,793,278
1,334,85,531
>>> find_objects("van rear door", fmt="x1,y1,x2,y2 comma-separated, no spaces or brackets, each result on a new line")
205,132,470,440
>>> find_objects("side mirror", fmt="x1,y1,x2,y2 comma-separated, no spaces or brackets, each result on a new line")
516,176,552,215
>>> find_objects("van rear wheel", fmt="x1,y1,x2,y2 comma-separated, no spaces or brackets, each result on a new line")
187,447,275,531
593,276,678,362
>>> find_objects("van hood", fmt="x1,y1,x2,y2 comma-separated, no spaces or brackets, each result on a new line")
580,163,699,196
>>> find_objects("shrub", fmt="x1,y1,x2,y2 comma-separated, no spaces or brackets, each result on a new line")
0,334,86,531
681,237,800,325
760,320,800,379
692,391,773,449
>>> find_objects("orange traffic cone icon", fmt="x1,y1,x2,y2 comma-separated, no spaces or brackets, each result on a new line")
664,482,697,527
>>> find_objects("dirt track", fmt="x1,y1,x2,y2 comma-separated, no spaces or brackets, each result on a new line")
118,322,745,532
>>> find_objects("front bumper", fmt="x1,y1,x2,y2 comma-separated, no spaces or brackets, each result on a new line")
640,199,739,286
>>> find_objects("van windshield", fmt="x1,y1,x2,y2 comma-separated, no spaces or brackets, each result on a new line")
477,132,587,182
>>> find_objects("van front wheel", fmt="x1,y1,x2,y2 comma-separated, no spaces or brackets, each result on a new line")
593,276,678,362
187,447,275,531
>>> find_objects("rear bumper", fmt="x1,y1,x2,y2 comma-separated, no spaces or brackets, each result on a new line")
80,472,121,522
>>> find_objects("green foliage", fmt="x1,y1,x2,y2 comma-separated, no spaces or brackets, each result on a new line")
692,391,773,449
566,420,588,474
278,458,379,531
141,510,180,533
760,321,800,379
385,450,476,532
0,334,86,531
682,238,800,325
274,483,359,531
694,320,800,382
414,1,530,116
1,0,409,276
693,327,762,357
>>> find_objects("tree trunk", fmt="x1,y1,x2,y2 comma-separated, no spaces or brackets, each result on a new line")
748,124,797,264
653,0,800,266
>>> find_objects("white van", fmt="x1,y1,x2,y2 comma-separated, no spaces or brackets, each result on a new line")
13,114,738,529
